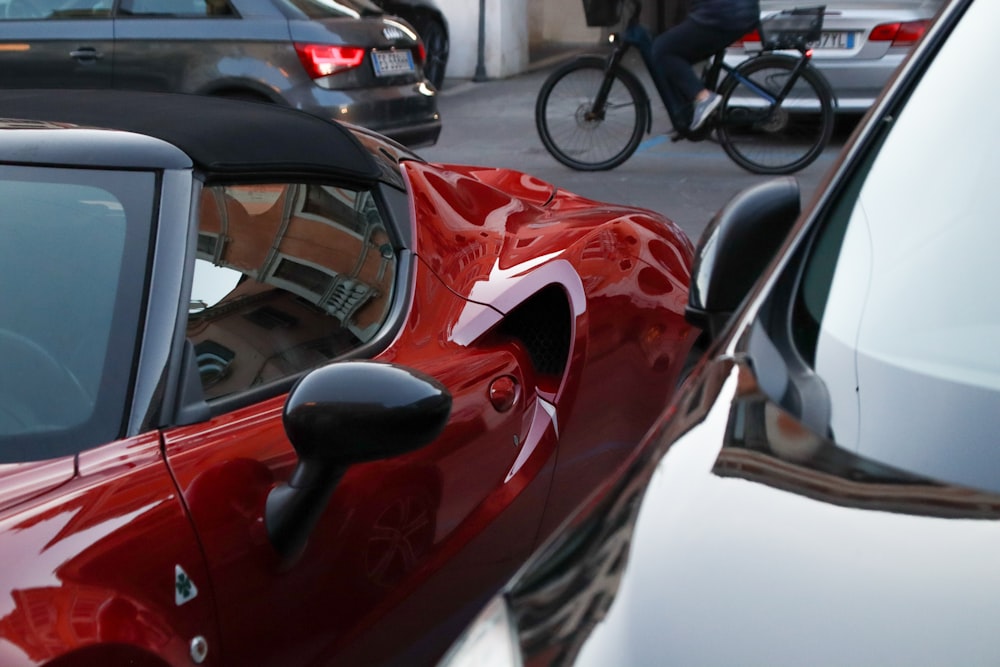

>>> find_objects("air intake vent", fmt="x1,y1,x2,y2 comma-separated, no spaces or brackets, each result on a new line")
497,285,571,377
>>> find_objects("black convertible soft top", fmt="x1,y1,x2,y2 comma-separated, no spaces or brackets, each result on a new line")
0,89,382,183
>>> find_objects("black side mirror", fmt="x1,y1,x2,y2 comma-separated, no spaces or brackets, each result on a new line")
266,360,451,559
685,177,800,339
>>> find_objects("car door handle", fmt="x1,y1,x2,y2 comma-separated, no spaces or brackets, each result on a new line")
69,47,103,62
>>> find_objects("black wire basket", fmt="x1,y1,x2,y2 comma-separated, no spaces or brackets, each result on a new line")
759,6,825,50
581,0,622,27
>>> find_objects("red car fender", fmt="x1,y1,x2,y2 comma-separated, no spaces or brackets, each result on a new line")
0,434,219,666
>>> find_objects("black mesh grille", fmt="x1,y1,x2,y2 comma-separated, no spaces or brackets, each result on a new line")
498,285,572,377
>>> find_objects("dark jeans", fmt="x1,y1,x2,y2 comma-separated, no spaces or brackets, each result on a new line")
650,18,752,130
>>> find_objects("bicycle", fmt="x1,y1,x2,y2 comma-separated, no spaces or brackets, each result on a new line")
535,0,836,175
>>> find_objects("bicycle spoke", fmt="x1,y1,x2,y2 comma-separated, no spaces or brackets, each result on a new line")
717,55,833,175
536,58,647,171
545,74,636,160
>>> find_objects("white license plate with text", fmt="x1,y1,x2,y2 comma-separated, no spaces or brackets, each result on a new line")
372,49,415,77
813,31,859,50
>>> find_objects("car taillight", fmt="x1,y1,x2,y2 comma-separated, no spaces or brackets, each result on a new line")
731,28,761,49
294,43,366,79
414,42,426,66
869,20,930,47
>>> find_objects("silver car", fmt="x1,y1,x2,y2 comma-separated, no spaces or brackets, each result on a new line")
0,0,441,146
729,0,945,112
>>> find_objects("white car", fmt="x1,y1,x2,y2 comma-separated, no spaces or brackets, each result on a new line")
730,0,946,112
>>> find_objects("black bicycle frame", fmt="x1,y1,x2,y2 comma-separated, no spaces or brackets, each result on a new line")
591,14,814,139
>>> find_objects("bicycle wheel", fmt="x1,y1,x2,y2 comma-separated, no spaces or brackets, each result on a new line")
717,54,834,175
535,56,649,171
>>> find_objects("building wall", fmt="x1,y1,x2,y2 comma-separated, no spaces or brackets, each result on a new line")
538,0,602,43
435,0,674,80
435,0,599,79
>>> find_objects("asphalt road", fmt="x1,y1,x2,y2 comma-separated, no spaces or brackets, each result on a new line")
420,55,857,243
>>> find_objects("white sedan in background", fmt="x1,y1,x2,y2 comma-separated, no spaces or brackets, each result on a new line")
730,0,946,112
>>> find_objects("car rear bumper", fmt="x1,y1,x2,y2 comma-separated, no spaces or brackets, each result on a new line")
293,81,441,148
379,117,442,148
810,52,908,112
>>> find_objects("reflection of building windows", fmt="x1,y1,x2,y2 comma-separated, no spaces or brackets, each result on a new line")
273,257,331,299
268,255,375,326
197,233,221,259
328,278,374,322
299,184,373,236
303,185,350,221
194,340,235,389
243,306,297,330
188,181,395,400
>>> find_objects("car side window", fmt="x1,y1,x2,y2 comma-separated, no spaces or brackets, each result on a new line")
276,0,372,19
189,182,396,399
118,0,234,17
0,0,110,19
788,0,1000,492
0,166,155,462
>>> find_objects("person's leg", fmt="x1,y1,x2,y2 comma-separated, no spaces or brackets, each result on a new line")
651,19,751,129
650,18,710,129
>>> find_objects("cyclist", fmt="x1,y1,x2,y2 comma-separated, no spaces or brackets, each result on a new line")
651,0,761,132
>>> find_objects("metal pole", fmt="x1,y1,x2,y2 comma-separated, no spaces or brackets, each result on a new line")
473,0,488,82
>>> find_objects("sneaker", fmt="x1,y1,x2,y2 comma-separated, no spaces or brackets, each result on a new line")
690,92,722,132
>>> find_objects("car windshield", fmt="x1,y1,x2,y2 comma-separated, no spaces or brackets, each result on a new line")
0,166,155,463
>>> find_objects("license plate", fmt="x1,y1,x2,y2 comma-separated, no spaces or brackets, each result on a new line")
813,31,858,50
372,49,415,77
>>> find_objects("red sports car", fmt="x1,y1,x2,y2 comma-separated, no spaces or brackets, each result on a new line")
0,90,696,666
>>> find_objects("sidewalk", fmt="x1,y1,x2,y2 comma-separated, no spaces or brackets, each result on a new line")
438,41,592,96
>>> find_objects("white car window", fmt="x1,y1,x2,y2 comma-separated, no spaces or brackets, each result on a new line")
802,0,1000,491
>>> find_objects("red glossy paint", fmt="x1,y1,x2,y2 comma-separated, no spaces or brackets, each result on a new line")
163,336,551,665
404,161,696,540
0,155,695,666
0,434,218,666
